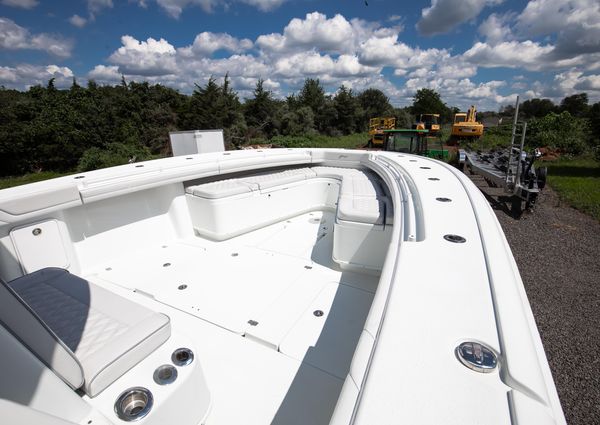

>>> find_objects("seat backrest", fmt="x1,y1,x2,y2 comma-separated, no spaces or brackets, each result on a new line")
0,278,84,390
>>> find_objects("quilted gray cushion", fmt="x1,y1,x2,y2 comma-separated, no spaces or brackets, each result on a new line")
5,268,170,397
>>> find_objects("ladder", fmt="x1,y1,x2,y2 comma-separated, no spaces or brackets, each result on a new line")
505,96,528,192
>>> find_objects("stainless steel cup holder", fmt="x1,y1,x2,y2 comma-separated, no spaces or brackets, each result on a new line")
153,364,178,385
171,347,194,366
114,387,153,421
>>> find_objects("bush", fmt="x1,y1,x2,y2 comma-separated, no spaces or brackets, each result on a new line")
77,143,152,172
527,111,590,155
269,135,314,148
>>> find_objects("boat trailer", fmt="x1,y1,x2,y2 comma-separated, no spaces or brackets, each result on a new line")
459,96,548,214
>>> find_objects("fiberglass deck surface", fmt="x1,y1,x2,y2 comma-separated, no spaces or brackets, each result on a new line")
87,211,378,380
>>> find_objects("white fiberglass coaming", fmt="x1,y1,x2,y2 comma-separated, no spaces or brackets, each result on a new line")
0,148,566,425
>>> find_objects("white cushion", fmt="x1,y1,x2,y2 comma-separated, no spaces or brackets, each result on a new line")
340,174,383,199
186,179,256,199
6,268,170,397
311,166,363,179
0,277,84,390
337,196,385,225
240,168,316,190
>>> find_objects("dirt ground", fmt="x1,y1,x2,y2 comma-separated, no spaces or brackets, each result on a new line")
468,174,600,425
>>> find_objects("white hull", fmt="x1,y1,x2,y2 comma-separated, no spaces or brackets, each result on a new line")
0,149,566,425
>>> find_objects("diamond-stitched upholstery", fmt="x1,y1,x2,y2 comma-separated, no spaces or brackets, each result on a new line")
6,268,171,397
14,282,129,359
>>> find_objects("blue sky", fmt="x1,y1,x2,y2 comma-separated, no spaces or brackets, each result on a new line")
1,0,599,110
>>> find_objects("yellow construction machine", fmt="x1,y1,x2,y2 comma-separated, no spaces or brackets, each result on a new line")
450,105,483,143
414,113,441,135
368,117,396,147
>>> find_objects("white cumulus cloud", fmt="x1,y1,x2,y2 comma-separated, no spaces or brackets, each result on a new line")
88,0,113,17
516,0,600,58
0,64,74,88
478,13,514,44
0,17,74,58
69,15,88,28
88,64,121,82
417,0,504,36
179,32,253,57
109,35,177,76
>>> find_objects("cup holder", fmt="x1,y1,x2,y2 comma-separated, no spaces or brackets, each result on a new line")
153,364,178,385
115,387,153,422
171,347,194,366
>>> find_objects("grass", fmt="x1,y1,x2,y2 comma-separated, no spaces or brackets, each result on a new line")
0,171,70,190
255,133,368,149
544,157,600,221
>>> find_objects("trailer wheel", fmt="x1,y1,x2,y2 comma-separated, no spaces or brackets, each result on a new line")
536,166,547,190
511,197,523,217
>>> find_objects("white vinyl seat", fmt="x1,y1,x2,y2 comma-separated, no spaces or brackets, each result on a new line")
0,268,171,397
337,196,386,225
239,167,316,190
186,178,257,199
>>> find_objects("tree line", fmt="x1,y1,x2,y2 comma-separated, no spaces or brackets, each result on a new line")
0,77,413,176
0,77,598,177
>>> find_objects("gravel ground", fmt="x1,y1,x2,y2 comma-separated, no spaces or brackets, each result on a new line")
468,174,600,425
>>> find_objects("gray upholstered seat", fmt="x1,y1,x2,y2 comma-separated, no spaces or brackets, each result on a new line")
0,268,170,397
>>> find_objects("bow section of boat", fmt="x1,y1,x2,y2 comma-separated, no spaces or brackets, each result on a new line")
0,148,565,425
336,151,565,425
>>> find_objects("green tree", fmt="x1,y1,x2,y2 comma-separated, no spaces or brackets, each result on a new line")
298,78,326,114
521,98,556,118
357,88,393,125
411,88,447,119
333,85,360,134
588,102,600,161
560,93,589,117
393,107,413,128
244,78,276,136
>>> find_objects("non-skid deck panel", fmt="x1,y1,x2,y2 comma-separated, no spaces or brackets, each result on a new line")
279,281,374,379
92,244,308,334
85,211,379,380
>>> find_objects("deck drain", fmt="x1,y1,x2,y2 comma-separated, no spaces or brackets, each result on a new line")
409,159,417,162
444,234,466,243
105,267,112,271
162,245,168,248
163,262,171,267
436,197,452,202
420,166,431,169
428,177,440,181
178,284,187,290
74,175,85,179
231,252,239,257
313,310,324,317
247,320,259,326
304,265,313,269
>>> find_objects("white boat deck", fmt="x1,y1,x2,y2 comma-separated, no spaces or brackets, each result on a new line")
84,210,378,424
